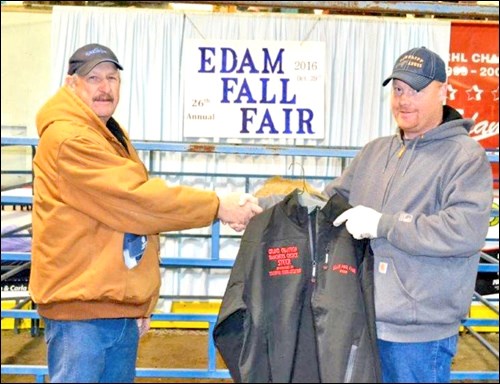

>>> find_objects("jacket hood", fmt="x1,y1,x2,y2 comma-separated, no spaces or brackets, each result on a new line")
413,105,473,143
385,105,475,176
36,85,114,141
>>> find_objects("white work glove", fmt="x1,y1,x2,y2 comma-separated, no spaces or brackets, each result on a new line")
333,205,382,240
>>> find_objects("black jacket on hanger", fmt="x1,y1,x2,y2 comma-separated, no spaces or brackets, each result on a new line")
213,190,381,383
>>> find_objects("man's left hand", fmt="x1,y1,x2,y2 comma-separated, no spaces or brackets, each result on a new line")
137,317,151,338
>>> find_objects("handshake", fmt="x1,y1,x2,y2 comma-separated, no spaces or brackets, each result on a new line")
217,192,263,232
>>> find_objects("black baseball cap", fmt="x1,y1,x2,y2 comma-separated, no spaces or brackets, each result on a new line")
68,43,123,76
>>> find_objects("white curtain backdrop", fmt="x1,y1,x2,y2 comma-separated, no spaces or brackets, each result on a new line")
50,6,451,302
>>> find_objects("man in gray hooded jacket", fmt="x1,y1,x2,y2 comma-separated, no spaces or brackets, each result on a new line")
331,47,493,383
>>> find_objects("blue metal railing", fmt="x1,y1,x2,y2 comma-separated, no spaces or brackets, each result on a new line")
1,136,499,161
2,251,498,271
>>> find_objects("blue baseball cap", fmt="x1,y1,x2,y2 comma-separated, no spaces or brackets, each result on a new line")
383,47,447,91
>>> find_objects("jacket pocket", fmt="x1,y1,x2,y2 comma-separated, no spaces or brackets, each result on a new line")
374,256,416,324
123,235,161,303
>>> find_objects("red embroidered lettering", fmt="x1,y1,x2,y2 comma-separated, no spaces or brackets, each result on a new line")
332,263,357,275
268,244,301,277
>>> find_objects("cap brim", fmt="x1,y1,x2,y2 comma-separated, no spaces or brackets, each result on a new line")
382,71,432,92
75,59,123,76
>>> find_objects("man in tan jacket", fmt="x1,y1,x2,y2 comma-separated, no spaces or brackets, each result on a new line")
29,43,261,383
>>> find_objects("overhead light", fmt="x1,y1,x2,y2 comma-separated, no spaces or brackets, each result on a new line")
168,2,213,12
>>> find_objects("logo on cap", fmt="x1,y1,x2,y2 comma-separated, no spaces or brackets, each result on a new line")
85,47,109,57
382,47,447,92
395,54,424,71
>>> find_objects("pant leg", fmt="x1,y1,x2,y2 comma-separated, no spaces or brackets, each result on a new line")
44,317,139,383
101,318,140,383
377,334,458,383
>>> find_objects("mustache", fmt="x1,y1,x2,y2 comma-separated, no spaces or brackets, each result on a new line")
94,94,114,102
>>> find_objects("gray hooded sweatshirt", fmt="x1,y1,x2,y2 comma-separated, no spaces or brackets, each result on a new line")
324,105,493,342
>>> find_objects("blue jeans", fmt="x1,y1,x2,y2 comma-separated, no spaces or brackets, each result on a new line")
43,317,139,383
377,335,458,383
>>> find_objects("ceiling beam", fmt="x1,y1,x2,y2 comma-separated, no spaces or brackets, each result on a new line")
16,1,500,20
173,1,500,20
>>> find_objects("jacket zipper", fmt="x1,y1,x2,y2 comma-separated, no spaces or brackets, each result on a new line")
308,207,318,283
381,144,405,208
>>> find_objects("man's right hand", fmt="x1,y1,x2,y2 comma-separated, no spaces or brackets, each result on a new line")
216,192,263,232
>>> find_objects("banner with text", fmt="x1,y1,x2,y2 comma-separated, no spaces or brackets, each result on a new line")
182,40,325,139
448,22,499,187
